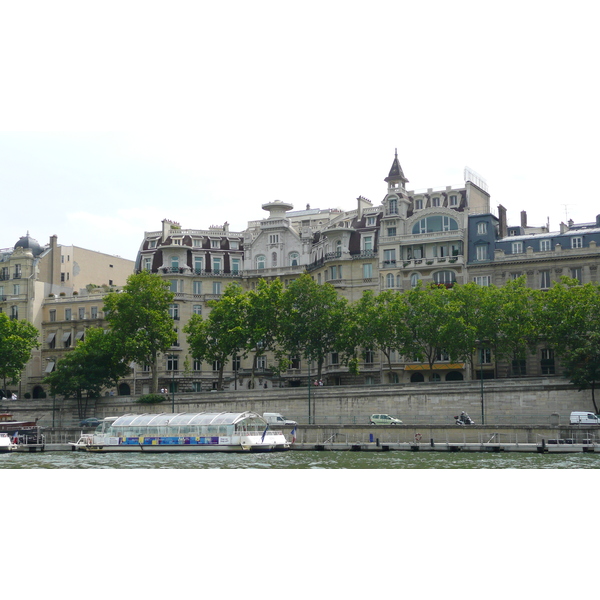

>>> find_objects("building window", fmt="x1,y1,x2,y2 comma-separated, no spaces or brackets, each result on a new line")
410,273,420,288
365,350,374,364
193,281,202,295
213,257,222,274
384,249,396,263
386,273,395,288
231,258,241,274
387,227,396,237
477,222,488,235
256,255,266,270
413,216,458,234
193,359,202,371
572,237,583,249
571,267,582,283
512,242,523,254
388,198,398,215
194,256,203,273
230,240,239,250
271,252,277,267
169,304,179,320
13,284,20,295
213,281,222,295
211,239,220,248
149,240,157,248
171,256,179,270
167,355,178,371
512,359,527,376
193,304,202,315
540,270,551,289
479,348,492,364
269,234,279,244
434,271,456,285
193,238,202,247
474,276,491,287
367,216,376,226
415,199,423,210
192,382,202,392
511,272,523,280
430,373,441,382
63,332,71,348
363,263,373,280
65,308,72,320
91,306,98,319
541,349,555,375
363,236,373,252
432,197,440,207
49,309,56,322
143,257,152,271
172,238,182,246
449,195,458,207
169,279,179,293
476,245,487,261
540,239,551,252
10,306,18,320
78,307,85,320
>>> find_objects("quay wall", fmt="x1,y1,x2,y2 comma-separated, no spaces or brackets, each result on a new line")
1,377,596,435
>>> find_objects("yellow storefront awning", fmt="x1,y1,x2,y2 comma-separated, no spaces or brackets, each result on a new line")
404,363,465,371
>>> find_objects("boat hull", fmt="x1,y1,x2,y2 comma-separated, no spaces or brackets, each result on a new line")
78,443,288,453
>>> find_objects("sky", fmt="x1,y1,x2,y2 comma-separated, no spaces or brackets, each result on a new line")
1,0,599,262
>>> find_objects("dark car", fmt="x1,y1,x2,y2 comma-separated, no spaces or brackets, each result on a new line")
80,417,101,428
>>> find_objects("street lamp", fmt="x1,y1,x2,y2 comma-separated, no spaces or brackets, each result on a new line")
170,354,176,412
476,341,487,425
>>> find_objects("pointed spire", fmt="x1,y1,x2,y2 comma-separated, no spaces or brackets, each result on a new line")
385,148,408,185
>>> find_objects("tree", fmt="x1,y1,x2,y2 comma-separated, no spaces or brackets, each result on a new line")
0,313,39,394
403,283,462,372
44,328,131,418
279,274,349,381
103,271,176,393
184,282,250,389
353,290,411,380
245,279,285,387
540,278,600,412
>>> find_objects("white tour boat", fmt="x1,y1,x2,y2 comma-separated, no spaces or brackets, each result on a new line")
69,411,291,453
0,432,18,453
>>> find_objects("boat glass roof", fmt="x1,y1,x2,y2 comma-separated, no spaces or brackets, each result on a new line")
108,412,263,428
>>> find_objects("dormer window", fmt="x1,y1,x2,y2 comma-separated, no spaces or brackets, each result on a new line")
415,199,423,210
172,238,182,246
432,197,440,207
366,216,376,226
477,222,488,235
450,195,458,207
211,239,220,249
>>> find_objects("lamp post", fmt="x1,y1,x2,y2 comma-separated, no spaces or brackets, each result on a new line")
477,341,486,425
169,354,176,412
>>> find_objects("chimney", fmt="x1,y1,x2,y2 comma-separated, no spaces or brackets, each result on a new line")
497,205,508,239
520,210,527,228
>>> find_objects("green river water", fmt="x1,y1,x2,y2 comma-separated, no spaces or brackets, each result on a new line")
1,450,599,468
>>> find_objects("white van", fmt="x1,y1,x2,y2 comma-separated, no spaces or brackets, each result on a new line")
263,413,297,427
570,411,600,424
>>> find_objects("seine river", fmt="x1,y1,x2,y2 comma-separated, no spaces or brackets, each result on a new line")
1,450,599,468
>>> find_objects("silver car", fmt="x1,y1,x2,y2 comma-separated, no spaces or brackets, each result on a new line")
370,414,403,425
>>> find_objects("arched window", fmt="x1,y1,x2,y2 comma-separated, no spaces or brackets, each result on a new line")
386,273,395,288
171,255,179,270
256,255,265,269
396,274,402,288
412,215,458,234
410,273,421,288
335,241,342,256
271,252,277,267
10,305,18,319
387,197,398,215
289,252,299,266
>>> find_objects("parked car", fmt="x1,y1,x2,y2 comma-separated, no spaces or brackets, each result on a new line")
80,417,101,428
263,413,297,427
370,414,403,425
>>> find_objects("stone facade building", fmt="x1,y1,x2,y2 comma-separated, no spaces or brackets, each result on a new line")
7,151,599,398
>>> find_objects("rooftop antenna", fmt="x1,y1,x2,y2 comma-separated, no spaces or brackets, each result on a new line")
562,204,574,222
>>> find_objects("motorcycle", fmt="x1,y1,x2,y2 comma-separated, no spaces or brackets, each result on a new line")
454,412,475,425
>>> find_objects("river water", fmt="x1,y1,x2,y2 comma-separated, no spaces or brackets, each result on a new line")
1,450,599,468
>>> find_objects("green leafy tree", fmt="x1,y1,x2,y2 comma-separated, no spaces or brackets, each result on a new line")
540,278,600,412
0,313,39,393
44,328,130,418
403,283,462,372
245,279,285,387
184,282,250,389
279,274,349,381
103,271,176,393
353,290,411,380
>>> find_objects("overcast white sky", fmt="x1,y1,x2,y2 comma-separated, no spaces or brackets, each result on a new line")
1,0,599,262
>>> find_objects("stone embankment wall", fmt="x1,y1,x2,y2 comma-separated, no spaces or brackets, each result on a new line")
1,377,595,431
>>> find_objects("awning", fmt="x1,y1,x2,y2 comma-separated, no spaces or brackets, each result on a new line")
62,332,71,342
45,361,55,373
404,363,465,371
45,333,56,344
75,331,85,341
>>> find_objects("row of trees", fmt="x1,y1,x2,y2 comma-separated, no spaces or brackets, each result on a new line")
0,313,39,397
36,270,600,415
